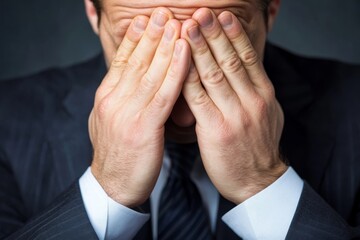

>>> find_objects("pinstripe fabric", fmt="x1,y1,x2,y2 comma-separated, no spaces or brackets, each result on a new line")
286,183,357,239
0,56,105,239
6,184,98,240
158,142,212,240
0,44,359,238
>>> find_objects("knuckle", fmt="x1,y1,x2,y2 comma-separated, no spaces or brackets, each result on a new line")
186,71,200,84
123,34,138,47
152,92,169,109
157,42,170,56
220,53,243,73
95,86,106,103
96,96,112,120
191,91,209,106
264,84,276,100
241,49,258,67
145,29,162,43
196,44,209,56
111,56,127,68
167,64,179,80
256,82,276,104
241,114,252,130
127,55,147,71
203,67,225,86
207,27,223,41
188,63,198,76
140,72,157,91
236,110,252,133
157,48,168,60
253,96,268,118
217,124,236,145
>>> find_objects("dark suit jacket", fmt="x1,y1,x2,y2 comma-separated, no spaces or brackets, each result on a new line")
0,43,359,239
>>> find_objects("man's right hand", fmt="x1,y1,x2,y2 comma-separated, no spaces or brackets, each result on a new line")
88,8,191,208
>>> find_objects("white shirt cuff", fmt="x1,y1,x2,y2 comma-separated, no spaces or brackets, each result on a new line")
79,167,150,240
222,167,304,240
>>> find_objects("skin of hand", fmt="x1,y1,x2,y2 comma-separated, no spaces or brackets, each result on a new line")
85,0,285,205
85,0,276,143
89,8,191,207
181,8,288,204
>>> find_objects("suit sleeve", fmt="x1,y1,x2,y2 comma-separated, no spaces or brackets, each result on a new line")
0,82,99,239
0,157,27,238
0,153,97,240
3,181,98,240
285,182,360,240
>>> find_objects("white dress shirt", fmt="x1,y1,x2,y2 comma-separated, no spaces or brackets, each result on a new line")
79,151,303,240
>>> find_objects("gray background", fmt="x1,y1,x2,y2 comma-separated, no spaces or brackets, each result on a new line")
0,0,359,80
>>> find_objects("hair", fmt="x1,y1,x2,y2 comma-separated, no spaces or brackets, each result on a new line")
259,0,272,23
90,0,272,21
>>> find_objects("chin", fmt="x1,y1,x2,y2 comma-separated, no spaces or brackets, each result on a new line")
165,118,197,144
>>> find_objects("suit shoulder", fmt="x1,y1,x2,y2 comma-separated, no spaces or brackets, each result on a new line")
267,43,360,101
267,43,360,80
0,55,104,113
0,54,105,137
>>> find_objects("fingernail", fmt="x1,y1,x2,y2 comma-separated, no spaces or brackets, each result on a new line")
220,13,233,29
198,11,214,28
133,18,147,33
188,26,200,40
164,24,175,41
174,42,182,57
153,11,168,27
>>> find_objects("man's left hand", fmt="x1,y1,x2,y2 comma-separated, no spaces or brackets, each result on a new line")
181,8,287,204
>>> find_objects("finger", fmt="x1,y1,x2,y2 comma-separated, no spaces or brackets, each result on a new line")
218,11,271,91
145,39,191,127
134,19,181,107
97,16,148,100
192,8,256,99
181,19,240,115
182,61,222,128
111,7,173,99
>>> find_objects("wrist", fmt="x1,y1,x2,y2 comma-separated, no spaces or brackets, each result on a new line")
230,161,288,204
90,164,146,208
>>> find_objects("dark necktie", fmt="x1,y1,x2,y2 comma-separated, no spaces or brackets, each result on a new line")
158,141,213,240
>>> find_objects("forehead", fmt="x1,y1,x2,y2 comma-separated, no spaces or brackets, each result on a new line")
103,0,258,19
102,0,261,41
103,0,256,8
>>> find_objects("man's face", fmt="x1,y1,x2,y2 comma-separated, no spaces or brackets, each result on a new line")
96,0,268,142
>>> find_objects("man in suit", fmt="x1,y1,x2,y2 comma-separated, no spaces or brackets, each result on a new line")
0,0,359,239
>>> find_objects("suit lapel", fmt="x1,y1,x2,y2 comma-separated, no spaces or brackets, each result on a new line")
45,56,105,192
46,84,95,191
298,95,336,189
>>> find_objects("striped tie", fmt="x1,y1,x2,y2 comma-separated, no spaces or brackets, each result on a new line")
158,141,213,240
